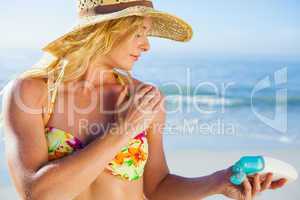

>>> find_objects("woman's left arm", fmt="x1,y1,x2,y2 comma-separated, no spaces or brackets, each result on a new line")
143,90,221,199
143,90,287,200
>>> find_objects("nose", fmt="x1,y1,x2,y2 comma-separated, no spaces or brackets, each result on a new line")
140,37,151,52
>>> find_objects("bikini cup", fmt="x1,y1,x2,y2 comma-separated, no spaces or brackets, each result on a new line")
44,68,149,181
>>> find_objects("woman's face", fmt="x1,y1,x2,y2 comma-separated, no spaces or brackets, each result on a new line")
106,17,152,71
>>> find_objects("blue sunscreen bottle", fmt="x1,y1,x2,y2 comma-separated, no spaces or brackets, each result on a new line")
230,156,265,185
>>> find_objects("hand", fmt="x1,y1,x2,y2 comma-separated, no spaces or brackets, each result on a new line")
114,84,164,138
214,166,288,200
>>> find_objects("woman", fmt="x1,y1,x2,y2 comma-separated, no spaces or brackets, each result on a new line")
2,0,287,200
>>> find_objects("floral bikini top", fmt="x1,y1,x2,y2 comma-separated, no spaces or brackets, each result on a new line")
43,69,148,181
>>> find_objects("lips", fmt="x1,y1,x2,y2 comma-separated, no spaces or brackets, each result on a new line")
130,54,140,61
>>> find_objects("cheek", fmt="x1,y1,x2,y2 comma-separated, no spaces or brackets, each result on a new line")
110,48,128,62
109,37,136,67
117,45,133,61
109,49,134,69
115,50,131,64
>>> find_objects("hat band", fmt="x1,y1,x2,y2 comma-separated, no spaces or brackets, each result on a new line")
79,0,154,17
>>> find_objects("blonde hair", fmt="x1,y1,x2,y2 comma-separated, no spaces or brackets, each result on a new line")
0,15,145,127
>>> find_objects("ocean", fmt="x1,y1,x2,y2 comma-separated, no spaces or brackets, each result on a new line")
0,49,299,186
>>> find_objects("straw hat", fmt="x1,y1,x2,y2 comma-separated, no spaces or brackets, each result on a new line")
42,0,193,51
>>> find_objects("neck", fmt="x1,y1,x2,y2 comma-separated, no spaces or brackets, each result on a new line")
66,57,120,94
83,65,117,86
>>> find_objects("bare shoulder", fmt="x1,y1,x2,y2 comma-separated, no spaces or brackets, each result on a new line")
131,77,166,118
131,77,165,97
4,77,48,110
131,76,147,87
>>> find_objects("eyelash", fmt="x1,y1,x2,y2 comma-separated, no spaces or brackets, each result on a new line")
136,33,149,39
135,29,148,38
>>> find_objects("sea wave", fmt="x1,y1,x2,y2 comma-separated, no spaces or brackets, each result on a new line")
165,94,300,107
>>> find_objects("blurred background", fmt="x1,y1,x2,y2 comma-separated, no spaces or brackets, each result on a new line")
1,0,299,199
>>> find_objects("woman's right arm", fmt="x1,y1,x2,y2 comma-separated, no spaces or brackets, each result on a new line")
2,78,160,200
2,78,132,200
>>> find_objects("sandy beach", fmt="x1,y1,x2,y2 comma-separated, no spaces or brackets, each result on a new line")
1,148,299,199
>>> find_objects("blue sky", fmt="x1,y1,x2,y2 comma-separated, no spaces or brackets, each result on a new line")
1,0,300,59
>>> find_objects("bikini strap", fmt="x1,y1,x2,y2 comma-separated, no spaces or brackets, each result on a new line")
43,67,131,126
112,68,133,97
112,68,130,85
43,59,68,127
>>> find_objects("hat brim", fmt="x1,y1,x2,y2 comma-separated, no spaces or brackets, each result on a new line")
42,6,193,52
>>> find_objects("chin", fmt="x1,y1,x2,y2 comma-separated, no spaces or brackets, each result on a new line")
118,64,133,72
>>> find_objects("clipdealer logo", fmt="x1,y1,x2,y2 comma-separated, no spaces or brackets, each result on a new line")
251,67,288,133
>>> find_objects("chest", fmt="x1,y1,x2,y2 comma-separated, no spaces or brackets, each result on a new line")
45,83,150,183
46,85,122,145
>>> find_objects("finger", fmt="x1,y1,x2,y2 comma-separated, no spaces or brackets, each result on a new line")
252,174,261,197
270,178,288,190
242,177,252,200
152,95,165,111
136,87,159,111
140,87,158,105
142,96,161,116
261,173,273,191
147,90,161,108
260,173,268,182
139,95,161,117
134,85,154,103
